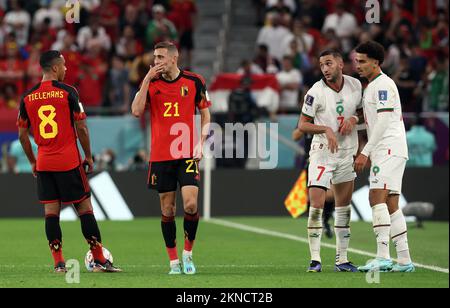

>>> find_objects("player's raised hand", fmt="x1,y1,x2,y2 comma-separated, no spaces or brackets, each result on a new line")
325,127,338,153
145,63,164,81
354,153,368,173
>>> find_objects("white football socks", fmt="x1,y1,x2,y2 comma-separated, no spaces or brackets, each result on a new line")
390,209,412,265
334,205,351,264
308,207,323,263
372,203,391,260
183,250,192,258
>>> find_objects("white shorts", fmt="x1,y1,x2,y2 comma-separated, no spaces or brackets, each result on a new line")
308,144,356,190
369,151,407,194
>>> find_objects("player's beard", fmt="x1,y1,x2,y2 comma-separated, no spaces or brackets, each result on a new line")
328,71,340,83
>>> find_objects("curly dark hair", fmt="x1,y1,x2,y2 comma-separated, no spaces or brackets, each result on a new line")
355,41,385,65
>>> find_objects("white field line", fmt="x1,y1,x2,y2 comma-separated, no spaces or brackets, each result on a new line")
206,218,449,274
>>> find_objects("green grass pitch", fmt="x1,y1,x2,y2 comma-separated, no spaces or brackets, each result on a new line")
0,217,448,288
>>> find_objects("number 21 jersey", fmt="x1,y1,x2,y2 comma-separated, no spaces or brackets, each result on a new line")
146,70,211,162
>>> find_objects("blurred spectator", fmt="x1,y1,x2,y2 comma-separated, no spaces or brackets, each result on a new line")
406,116,437,167
4,0,30,47
228,76,261,125
30,17,57,51
7,137,37,173
383,37,402,76
282,19,314,56
322,1,357,54
302,56,323,89
432,12,449,52
266,0,296,27
116,25,144,62
236,59,263,75
266,0,296,15
54,31,81,86
77,15,111,52
107,55,130,115
0,41,25,96
0,9,7,46
425,56,449,111
93,0,121,42
75,46,107,108
167,0,197,69
25,43,42,88
256,12,291,61
128,149,147,171
145,4,178,50
276,55,302,113
321,28,342,52
96,148,116,171
392,56,418,112
32,1,63,29
298,0,326,31
385,0,415,30
221,76,263,168
0,83,19,109
285,39,312,74
129,51,154,97
120,3,146,40
253,44,279,74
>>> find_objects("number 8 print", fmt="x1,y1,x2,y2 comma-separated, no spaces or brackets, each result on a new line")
38,105,58,139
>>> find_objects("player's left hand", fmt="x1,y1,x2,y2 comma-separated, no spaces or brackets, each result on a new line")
83,157,94,174
354,153,368,173
339,118,355,136
193,143,203,162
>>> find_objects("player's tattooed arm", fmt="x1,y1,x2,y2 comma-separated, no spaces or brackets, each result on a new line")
298,115,337,153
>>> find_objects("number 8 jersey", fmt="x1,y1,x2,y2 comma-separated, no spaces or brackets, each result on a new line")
17,80,86,172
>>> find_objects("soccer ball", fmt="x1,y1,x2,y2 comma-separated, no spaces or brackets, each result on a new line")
84,247,113,272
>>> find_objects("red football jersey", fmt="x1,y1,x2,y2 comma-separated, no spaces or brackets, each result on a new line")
146,70,211,162
17,80,87,172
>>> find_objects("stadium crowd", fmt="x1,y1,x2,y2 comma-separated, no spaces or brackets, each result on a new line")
0,0,197,114
248,0,449,114
0,0,448,172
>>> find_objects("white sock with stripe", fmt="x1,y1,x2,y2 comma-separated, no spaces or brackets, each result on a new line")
372,203,391,260
390,209,412,265
334,205,351,264
308,207,323,263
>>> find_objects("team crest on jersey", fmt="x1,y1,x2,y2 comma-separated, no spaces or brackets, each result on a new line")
181,86,189,97
378,90,388,101
305,95,314,106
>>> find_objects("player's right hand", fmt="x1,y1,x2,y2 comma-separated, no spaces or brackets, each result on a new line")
325,128,338,153
145,63,164,81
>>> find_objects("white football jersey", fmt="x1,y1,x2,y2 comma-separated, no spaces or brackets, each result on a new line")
362,72,408,158
302,75,362,154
